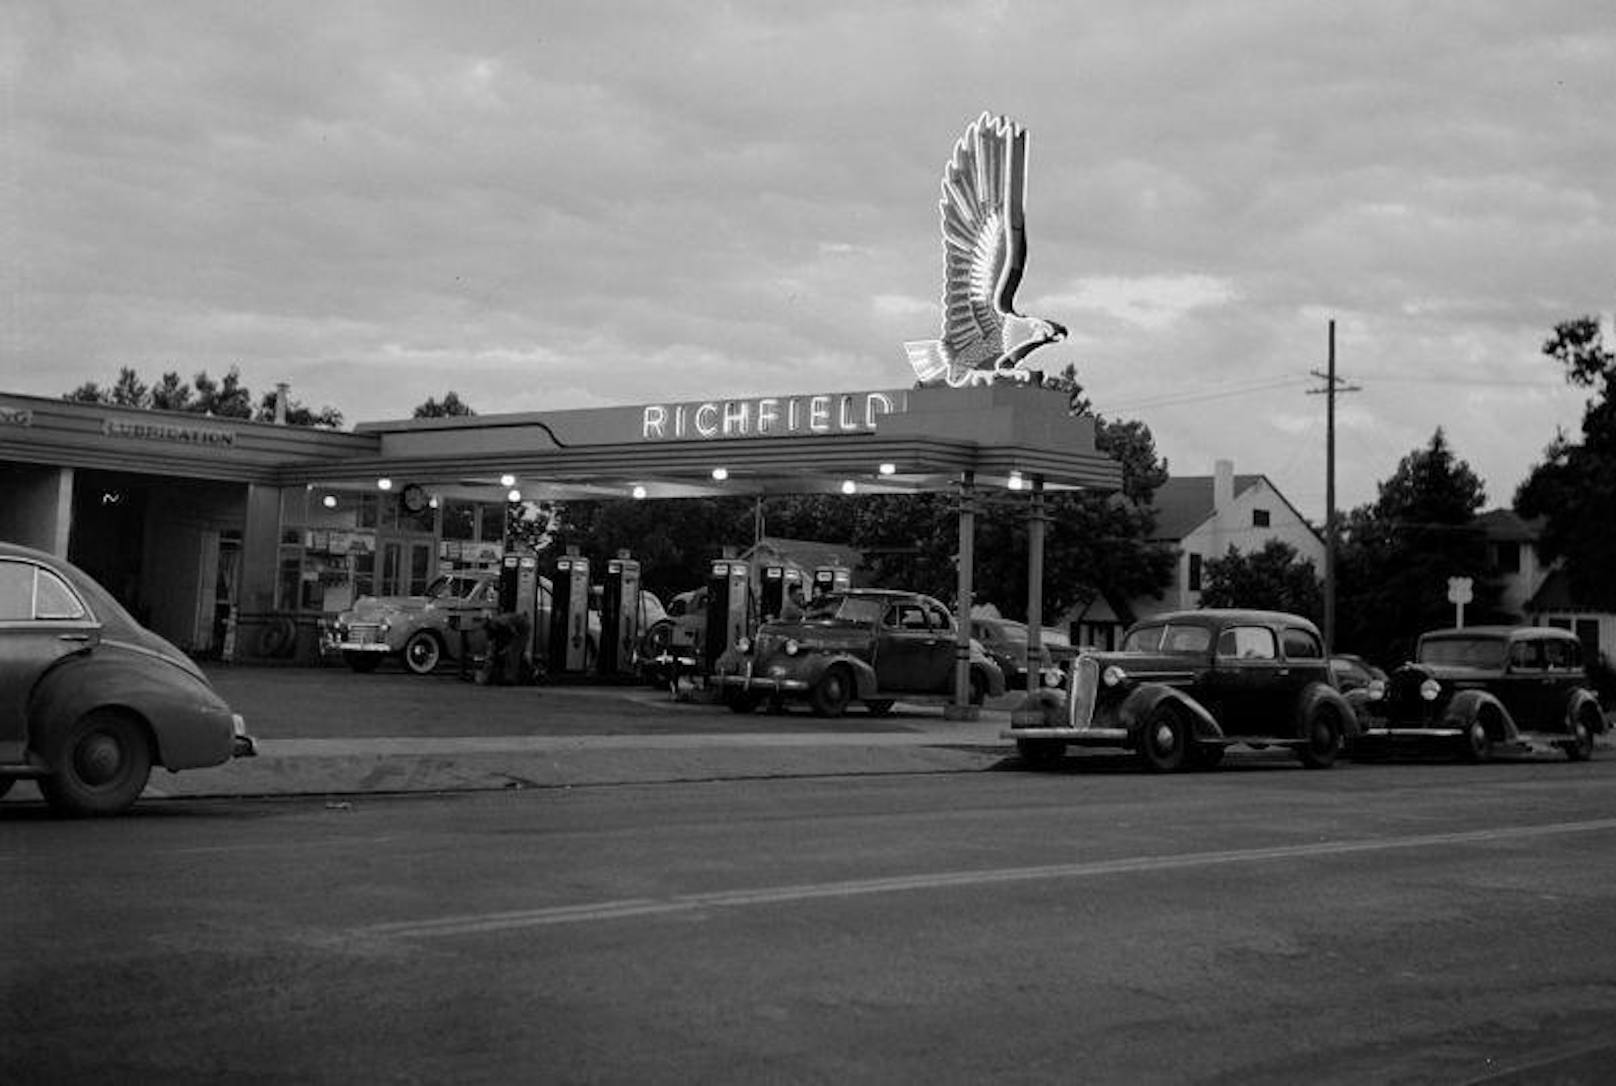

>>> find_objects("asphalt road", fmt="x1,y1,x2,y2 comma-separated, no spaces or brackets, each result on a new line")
5,756,1616,1084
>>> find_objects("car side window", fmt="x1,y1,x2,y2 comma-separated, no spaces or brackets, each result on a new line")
1509,641,1543,671
0,562,86,622
1282,628,1323,660
1217,626,1277,660
1543,638,1576,671
35,569,86,620
925,604,951,631
0,562,32,620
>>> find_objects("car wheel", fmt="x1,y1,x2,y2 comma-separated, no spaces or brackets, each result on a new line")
1298,704,1343,769
968,670,988,706
40,709,153,817
810,666,853,718
403,631,443,675
726,690,761,715
864,699,896,717
1459,717,1493,763
1138,705,1188,772
343,651,382,673
1566,711,1597,762
1016,738,1065,769
1190,743,1225,769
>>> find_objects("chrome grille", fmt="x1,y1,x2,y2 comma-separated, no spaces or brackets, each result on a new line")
1068,654,1099,728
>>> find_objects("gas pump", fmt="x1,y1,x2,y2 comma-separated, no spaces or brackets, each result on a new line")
758,564,787,622
548,553,592,674
514,553,539,672
702,558,751,672
598,554,642,676
812,565,851,598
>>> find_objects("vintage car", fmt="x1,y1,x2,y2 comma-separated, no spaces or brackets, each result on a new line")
970,615,1065,691
327,570,504,673
0,542,256,816
1329,652,1387,695
712,588,1006,716
1004,609,1357,771
1352,626,1605,761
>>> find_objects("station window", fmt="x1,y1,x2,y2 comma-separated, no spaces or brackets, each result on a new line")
1252,509,1271,528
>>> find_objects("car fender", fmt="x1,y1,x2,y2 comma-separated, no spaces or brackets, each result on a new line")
832,654,880,698
1562,688,1606,733
1441,688,1520,743
28,650,236,771
1296,683,1362,739
1118,683,1224,744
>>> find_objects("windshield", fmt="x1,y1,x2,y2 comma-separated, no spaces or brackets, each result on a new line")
424,575,482,601
1418,636,1507,669
802,595,882,624
1122,623,1212,654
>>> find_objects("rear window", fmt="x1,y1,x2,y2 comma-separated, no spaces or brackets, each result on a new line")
1419,636,1506,669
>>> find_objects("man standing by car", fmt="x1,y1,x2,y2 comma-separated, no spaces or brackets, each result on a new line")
780,582,809,621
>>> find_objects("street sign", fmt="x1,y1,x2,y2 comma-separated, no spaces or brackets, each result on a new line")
1447,576,1473,627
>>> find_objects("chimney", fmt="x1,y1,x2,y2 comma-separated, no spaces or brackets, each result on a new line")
274,382,290,425
1213,458,1234,513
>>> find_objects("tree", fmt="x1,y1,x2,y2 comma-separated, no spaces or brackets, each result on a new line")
1335,429,1502,665
1516,316,1616,609
1200,540,1323,620
60,366,341,428
413,391,476,418
191,367,254,418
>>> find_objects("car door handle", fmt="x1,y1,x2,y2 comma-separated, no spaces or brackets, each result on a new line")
58,633,92,643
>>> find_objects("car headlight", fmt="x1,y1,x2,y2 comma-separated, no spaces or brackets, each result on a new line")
1040,667,1064,688
735,636,752,654
1102,664,1127,687
1420,678,1441,701
784,638,800,656
1366,679,1386,701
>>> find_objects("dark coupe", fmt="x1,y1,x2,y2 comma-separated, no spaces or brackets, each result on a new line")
1004,609,1356,771
712,589,1005,717
1354,625,1605,762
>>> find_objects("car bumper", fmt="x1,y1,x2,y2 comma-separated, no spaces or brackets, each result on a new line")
232,713,257,758
712,670,812,695
330,641,391,655
1001,725,1129,744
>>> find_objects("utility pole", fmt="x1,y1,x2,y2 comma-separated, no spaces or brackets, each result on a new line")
1308,320,1360,653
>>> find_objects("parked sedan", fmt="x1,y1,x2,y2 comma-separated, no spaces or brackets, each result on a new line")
712,589,1005,716
0,542,256,816
1353,626,1605,761
1004,609,1357,771
970,616,1065,691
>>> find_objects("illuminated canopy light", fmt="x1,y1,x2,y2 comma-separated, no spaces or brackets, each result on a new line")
711,467,729,481
322,494,338,509
841,480,857,495
878,462,896,476
507,488,522,502
631,485,648,500
499,473,517,488
1007,470,1025,491
377,478,393,491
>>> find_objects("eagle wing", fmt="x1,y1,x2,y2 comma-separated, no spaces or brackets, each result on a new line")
936,113,1029,370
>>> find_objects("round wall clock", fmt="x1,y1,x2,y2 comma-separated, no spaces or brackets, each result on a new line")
401,483,429,513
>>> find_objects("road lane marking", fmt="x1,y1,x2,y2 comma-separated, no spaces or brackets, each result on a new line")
354,817,1616,940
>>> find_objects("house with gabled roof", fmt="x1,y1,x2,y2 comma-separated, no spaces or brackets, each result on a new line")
1478,508,1612,666
1132,458,1324,621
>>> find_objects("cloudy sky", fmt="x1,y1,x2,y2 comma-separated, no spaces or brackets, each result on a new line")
5,1,1613,520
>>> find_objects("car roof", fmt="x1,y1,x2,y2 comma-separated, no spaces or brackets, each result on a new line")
1420,625,1575,641
1134,609,1323,634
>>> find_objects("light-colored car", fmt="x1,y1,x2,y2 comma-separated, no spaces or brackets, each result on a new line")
327,571,662,676
971,616,1065,691
327,571,504,674
0,542,256,816
713,588,1006,716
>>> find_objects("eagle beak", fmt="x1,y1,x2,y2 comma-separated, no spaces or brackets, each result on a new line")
1046,320,1068,341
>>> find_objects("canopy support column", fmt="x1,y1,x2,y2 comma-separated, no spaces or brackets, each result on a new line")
946,471,978,721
